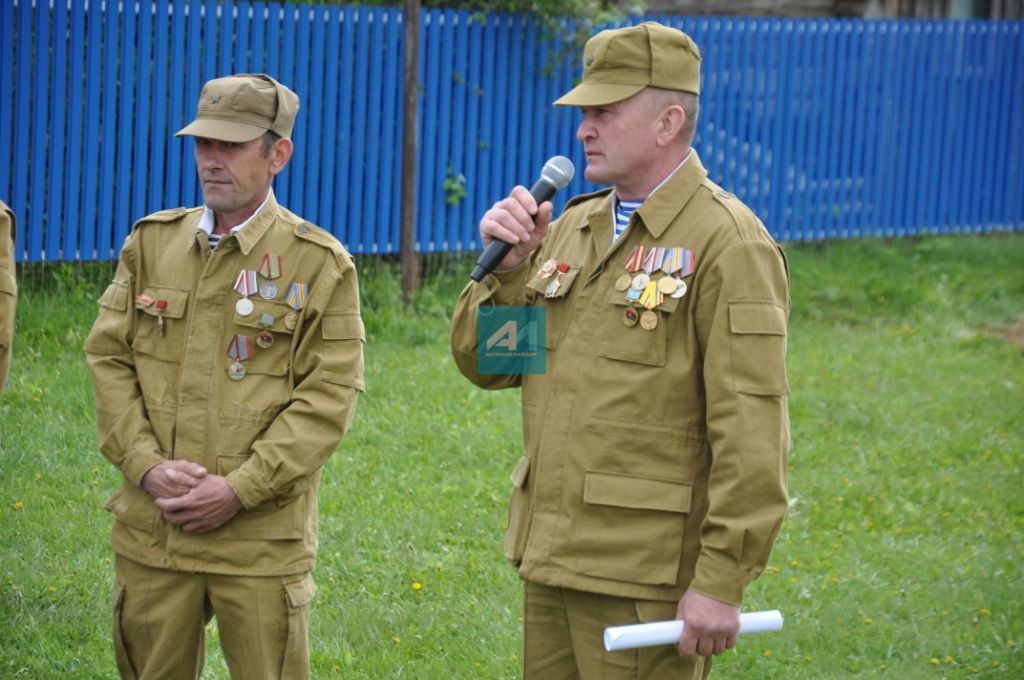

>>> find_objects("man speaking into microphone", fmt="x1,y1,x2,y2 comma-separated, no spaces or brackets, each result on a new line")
450,22,791,679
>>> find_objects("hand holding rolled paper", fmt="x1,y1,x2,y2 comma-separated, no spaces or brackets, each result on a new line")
604,610,784,652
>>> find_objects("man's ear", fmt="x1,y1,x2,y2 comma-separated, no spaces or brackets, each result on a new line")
270,138,294,176
657,105,686,147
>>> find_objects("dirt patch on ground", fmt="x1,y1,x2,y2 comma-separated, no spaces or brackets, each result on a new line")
979,317,1024,349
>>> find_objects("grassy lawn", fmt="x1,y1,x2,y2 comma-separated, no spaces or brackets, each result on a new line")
1,234,1021,678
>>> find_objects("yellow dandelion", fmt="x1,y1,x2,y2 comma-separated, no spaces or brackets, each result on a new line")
929,658,940,666
944,656,954,664
831,577,840,585
762,649,772,658
391,636,401,644
412,582,423,591
863,618,873,625
11,501,24,511
1007,640,1016,648
790,560,800,569
979,608,991,617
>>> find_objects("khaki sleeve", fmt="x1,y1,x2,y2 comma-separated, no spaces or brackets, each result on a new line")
690,239,791,606
226,258,365,509
0,204,16,391
449,261,531,390
83,235,166,486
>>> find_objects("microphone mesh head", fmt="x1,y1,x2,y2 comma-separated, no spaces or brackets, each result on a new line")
540,156,575,190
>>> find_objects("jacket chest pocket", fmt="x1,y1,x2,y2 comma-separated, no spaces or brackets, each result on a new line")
131,286,190,362
525,265,581,350
598,283,685,367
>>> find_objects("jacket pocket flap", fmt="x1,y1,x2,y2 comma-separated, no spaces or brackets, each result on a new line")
98,279,128,311
729,301,786,335
284,574,316,608
510,455,530,489
323,312,365,341
137,286,189,319
606,285,682,314
583,471,691,513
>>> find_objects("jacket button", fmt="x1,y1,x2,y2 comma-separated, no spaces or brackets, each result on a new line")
297,225,310,235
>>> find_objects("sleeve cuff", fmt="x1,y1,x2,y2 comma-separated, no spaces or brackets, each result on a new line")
225,465,273,510
124,452,166,489
689,554,756,607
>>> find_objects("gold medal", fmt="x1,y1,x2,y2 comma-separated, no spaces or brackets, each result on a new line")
622,307,639,327
657,276,678,295
640,310,658,331
614,274,631,292
284,312,298,330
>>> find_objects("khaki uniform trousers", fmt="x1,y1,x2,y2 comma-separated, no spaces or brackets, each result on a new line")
523,581,710,680
113,556,314,680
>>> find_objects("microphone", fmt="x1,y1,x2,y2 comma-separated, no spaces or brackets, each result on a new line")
469,156,575,282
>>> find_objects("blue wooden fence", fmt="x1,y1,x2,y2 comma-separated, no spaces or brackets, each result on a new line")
2,1,1022,261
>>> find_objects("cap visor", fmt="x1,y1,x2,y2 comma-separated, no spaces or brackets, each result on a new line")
174,118,268,143
554,82,646,107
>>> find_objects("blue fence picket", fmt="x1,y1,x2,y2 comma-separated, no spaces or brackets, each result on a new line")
3,2,1022,262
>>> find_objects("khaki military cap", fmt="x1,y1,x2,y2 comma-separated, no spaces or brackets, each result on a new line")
175,73,300,142
555,22,701,107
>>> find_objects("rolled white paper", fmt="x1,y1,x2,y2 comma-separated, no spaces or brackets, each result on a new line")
604,609,784,652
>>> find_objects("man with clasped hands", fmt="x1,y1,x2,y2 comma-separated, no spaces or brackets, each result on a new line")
451,22,791,678
85,74,365,679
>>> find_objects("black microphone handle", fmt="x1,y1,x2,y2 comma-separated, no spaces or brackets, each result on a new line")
469,177,558,283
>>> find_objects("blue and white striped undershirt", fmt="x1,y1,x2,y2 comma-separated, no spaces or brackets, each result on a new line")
613,199,642,243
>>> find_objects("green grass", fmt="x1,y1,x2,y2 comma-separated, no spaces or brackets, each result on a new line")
1,235,1022,678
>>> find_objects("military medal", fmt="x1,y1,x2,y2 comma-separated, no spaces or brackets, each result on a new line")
662,247,695,277
642,247,665,273
258,281,278,300
285,282,308,311
135,294,154,308
227,334,251,381
234,269,258,316
155,300,167,337
284,312,298,331
640,310,659,331
256,313,275,349
630,272,650,291
622,306,639,327
671,279,688,299
614,274,632,292
537,259,558,279
657,276,679,295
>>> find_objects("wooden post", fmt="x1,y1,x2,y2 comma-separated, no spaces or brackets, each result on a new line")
401,0,420,307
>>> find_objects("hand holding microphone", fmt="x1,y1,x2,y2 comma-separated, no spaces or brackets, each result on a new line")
470,156,575,282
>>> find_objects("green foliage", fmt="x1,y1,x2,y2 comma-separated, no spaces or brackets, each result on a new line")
1,235,1022,678
443,163,468,206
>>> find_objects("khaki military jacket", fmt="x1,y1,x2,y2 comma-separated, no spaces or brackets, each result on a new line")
85,194,365,576
0,200,15,391
451,151,790,605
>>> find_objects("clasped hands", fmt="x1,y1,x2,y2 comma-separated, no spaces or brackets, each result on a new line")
141,460,243,533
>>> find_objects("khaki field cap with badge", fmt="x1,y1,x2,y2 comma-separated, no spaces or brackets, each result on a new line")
175,73,300,142
554,21,701,107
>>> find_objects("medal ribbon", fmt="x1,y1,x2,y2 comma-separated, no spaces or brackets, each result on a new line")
227,334,252,361
642,247,664,274
623,245,645,273
258,253,282,280
234,269,258,297
285,282,309,311
638,281,663,310
678,248,695,277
